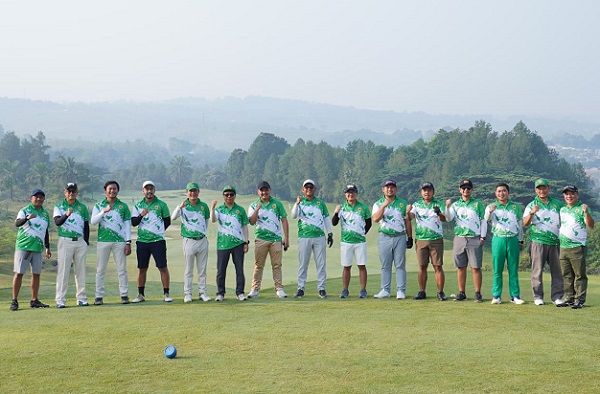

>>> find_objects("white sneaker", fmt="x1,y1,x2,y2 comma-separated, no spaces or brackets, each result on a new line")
215,294,224,302
276,289,288,298
200,293,212,302
491,297,501,304
164,294,173,302
132,294,145,303
396,291,406,299
553,298,566,306
534,298,544,306
374,290,390,299
237,293,247,301
511,297,525,305
184,294,192,303
247,289,259,299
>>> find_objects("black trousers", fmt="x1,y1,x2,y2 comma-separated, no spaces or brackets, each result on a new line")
216,243,245,296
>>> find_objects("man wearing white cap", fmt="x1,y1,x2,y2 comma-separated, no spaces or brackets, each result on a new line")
291,179,333,298
131,181,173,303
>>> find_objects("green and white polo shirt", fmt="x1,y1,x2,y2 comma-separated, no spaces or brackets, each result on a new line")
296,197,330,239
15,204,50,252
447,198,486,237
524,196,562,246
178,199,210,238
559,201,591,248
54,199,90,238
248,197,287,242
133,197,170,243
338,200,371,244
486,200,523,238
214,203,249,250
372,196,408,235
92,198,132,243
411,198,444,241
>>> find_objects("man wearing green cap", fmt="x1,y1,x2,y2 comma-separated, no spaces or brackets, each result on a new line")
172,182,211,303
211,185,250,301
523,178,566,306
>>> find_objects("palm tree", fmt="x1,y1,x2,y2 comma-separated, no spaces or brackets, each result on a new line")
168,155,193,189
0,160,21,200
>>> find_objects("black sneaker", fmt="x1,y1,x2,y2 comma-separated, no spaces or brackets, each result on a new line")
437,291,447,301
319,289,328,299
94,298,104,305
340,289,349,299
571,301,584,309
474,292,483,303
413,291,426,300
121,296,130,304
30,299,49,308
10,299,18,311
294,288,305,298
454,291,467,301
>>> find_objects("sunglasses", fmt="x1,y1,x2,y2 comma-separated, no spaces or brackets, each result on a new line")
223,193,235,197
460,186,473,190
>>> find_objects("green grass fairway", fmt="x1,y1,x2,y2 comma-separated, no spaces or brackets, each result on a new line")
1,189,600,393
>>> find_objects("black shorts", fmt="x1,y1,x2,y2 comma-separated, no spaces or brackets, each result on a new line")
136,240,168,269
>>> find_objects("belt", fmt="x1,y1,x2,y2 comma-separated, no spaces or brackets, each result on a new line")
60,236,79,241
185,235,205,240
381,232,405,237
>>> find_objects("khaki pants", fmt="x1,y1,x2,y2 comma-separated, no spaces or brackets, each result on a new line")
251,239,283,291
560,246,587,303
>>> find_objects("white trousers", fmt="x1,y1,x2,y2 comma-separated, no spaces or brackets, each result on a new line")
56,237,88,304
183,237,209,296
96,241,129,298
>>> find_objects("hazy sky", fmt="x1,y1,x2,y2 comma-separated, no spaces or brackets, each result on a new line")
1,0,598,117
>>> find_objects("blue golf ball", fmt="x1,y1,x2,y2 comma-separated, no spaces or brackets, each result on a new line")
164,345,177,359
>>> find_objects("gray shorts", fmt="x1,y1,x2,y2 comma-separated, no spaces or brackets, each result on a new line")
14,249,43,275
453,236,483,268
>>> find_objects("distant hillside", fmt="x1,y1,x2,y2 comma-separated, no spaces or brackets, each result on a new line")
2,96,599,153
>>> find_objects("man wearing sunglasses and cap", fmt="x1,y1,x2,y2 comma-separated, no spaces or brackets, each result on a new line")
54,182,90,308
445,179,487,303
211,185,250,301
332,184,372,299
10,189,52,311
559,185,594,309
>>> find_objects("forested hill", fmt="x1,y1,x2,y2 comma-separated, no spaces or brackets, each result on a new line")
225,121,594,207
1,96,599,152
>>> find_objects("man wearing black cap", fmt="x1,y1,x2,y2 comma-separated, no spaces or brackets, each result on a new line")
559,185,594,309
372,180,413,299
10,189,52,311
291,179,333,298
523,178,565,306
247,181,289,299
408,182,447,301
445,179,487,302
53,182,90,308
211,185,250,301
332,184,372,299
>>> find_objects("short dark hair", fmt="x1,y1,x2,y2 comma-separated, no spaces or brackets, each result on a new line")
495,182,509,193
104,180,120,191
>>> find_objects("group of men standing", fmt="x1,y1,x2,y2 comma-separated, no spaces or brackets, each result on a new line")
9,176,594,310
